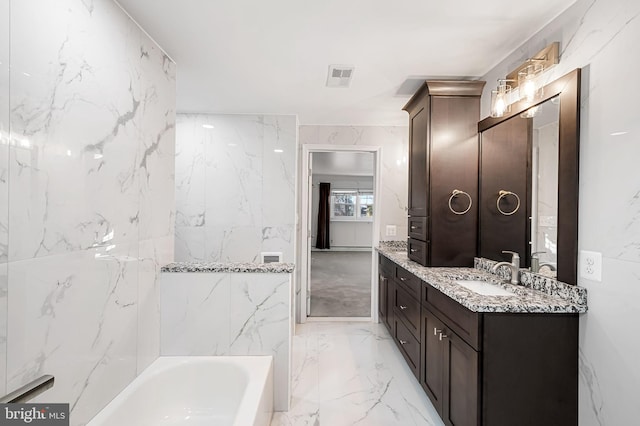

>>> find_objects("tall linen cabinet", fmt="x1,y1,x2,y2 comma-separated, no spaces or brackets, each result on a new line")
403,81,485,266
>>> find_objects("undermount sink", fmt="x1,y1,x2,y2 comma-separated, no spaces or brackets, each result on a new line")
455,280,514,296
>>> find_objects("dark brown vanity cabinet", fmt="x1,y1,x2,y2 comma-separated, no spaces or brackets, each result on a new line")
403,81,485,267
420,282,577,426
421,304,479,426
377,254,578,425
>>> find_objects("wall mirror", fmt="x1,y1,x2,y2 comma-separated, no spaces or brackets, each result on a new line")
478,68,580,285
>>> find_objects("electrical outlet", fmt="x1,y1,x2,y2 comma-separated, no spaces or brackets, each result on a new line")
580,250,602,282
386,225,397,237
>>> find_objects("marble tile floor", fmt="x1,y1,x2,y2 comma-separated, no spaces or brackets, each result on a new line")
271,322,444,426
310,251,372,317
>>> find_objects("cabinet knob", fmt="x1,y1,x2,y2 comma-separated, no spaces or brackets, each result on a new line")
439,332,448,341
410,226,417,230
434,328,443,336
410,248,418,253
399,340,408,345
400,277,407,281
400,305,408,310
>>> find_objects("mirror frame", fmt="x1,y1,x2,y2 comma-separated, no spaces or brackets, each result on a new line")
478,68,581,285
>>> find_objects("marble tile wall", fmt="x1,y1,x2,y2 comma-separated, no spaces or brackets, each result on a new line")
160,272,292,411
0,0,8,398
175,114,297,263
1,1,175,424
481,0,640,423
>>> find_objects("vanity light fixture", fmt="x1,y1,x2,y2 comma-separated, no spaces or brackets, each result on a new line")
490,80,513,118
489,42,560,119
518,62,544,102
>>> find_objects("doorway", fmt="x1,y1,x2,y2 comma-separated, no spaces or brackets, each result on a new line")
300,146,381,322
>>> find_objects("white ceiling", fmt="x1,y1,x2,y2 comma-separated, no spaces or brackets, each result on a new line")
116,0,575,126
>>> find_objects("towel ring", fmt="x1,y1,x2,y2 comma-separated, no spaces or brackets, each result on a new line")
448,189,472,215
496,190,521,216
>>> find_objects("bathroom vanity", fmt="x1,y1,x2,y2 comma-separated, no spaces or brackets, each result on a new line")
378,244,587,426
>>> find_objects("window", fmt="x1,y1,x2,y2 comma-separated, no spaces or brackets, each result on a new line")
330,190,373,221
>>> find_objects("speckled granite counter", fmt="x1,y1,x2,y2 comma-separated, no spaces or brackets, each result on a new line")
377,243,587,314
161,262,295,273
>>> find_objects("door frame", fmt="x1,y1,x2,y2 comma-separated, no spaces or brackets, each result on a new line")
300,144,382,323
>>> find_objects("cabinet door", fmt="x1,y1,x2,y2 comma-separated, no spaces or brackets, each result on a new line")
443,329,479,426
421,307,445,413
408,96,429,216
385,279,395,331
378,270,394,332
430,95,479,266
378,271,388,326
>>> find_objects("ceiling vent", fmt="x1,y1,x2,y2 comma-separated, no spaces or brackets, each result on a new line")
326,65,355,88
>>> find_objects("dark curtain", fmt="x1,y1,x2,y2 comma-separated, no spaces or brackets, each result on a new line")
315,182,331,249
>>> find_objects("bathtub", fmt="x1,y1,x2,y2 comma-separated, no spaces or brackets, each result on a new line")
88,356,273,426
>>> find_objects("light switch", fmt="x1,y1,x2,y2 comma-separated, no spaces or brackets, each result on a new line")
385,225,397,237
579,250,602,282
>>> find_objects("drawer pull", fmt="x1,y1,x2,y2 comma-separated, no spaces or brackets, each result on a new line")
410,248,418,253
410,225,417,230
434,328,443,336
439,332,448,341
399,340,408,345
400,305,408,310
400,277,407,281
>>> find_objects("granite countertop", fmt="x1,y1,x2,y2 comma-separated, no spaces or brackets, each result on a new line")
377,243,587,314
161,262,295,273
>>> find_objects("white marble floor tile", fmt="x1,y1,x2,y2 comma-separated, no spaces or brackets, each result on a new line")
271,322,443,426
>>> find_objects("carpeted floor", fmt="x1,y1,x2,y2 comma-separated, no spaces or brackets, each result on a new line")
310,250,372,317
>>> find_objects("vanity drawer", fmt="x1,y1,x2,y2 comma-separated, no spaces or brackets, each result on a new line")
408,216,428,241
395,266,421,299
423,284,480,350
394,317,420,378
408,238,428,266
394,284,421,339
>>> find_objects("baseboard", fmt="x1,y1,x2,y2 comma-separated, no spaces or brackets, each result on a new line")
311,247,372,252
306,317,372,322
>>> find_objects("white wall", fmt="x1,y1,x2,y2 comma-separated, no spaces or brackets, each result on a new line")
160,272,292,411
175,114,297,263
481,0,640,423
311,174,374,248
0,1,176,424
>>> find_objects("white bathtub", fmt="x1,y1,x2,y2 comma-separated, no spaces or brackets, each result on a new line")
88,356,273,426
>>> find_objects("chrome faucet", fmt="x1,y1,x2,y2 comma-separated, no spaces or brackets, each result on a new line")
491,250,520,285
531,251,557,273
531,251,545,273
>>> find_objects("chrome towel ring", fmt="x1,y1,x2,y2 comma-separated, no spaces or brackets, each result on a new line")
497,190,521,216
448,189,472,215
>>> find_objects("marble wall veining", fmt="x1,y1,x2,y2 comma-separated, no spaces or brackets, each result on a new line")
481,0,640,423
175,113,297,264
160,272,292,411
1,1,176,424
